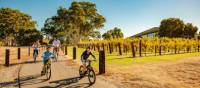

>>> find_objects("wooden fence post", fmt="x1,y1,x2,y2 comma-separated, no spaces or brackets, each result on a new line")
155,46,157,56
99,49,105,74
65,45,68,55
139,40,142,57
28,47,30,56
18,48,21,60
159,40,162,55
175,41,177,54
131,42,135,57
5,49,10,67
108,43,112,54
118,43,122,55
73,47,76,60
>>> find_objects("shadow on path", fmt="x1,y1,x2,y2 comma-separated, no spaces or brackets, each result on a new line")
39,76,93,88
16,74,48,86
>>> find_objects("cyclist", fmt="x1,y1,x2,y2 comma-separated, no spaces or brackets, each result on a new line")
41,45,54,75
81,46,96,71
32,40,40,62
52,38,61,57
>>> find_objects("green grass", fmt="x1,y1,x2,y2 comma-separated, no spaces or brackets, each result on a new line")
66,46,200,69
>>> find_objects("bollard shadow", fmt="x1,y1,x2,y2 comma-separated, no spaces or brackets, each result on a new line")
39,76,92,88
15,74,48,86
0,80,18,87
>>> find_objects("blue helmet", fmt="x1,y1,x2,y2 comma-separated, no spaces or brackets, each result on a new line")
46,45,52,49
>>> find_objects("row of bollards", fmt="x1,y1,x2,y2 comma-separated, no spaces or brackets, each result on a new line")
4,46,105,74
5,47,31,67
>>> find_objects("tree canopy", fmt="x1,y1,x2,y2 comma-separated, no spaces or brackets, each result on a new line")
42,1,106,44
159,18,198,38
102,27,124,40
0,8,41,46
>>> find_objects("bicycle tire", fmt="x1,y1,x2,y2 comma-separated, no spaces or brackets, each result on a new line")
45,64,51,80
79,65,85,78
88,69,96,84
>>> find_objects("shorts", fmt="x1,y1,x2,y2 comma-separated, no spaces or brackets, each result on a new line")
33,49,38,56
81,59,87,65
43,59,50,65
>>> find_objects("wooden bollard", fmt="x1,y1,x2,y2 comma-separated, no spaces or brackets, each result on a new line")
5,49,10,67
65,45,68,55
73,47,76,60
18,48,21,60
28,47,30,56
108,43,112,54
159,40,162,55
99,49,105,74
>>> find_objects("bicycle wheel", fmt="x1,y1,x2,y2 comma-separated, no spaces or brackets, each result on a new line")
79,65,85,78
88,69,96,84
53,51,57,62
33,53,37,62
45,64,51,80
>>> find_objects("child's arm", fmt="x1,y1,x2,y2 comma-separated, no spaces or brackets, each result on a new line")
90,52,96,60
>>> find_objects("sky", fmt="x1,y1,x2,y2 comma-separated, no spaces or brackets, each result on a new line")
0,0,200,37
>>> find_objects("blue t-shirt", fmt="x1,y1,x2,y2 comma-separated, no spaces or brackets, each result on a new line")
42,51,53,61
81,50,96,60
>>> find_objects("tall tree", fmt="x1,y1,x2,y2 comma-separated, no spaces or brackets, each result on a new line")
42,1,106,44
90,31,101,39
16,29,43,46
159,18,198,38
159,18,185,38
0,8,36,45
183,23,198,38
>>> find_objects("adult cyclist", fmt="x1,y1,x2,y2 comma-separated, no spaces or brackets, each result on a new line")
81,46,96,71
52,38,61,60
32,40,40,62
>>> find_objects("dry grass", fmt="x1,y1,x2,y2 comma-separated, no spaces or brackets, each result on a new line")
105,57,200,88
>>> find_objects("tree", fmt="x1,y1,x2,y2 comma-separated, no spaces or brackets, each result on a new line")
0,8,36,45
90,31,101,39
159,18,185,38
42,1,106,44
183,23,198,38
16,29,43,46
102,27,124,40
159,18,198,38
112,27,124,38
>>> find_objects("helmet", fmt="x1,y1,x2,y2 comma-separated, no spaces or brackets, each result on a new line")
46,45,52,49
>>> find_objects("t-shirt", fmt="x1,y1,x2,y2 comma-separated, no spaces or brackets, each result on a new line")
53,39,60,47
32,43,40,50
42,51,53,61
81,50,96,60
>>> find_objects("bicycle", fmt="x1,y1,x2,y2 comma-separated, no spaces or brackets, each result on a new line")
33,49,38,63
53,47,59,61
79,60,96,84
41,58,52,80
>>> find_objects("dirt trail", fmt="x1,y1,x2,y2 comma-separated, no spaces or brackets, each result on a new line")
106,56,200,88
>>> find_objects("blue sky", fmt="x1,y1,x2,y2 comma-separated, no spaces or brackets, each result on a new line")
0,0,200,37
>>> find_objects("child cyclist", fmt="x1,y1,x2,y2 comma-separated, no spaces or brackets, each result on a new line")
81,46,96,71
41,45,54,75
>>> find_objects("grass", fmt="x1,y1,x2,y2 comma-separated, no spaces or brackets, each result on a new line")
66,46,200,69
